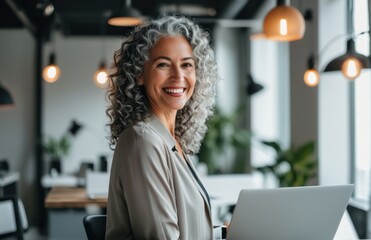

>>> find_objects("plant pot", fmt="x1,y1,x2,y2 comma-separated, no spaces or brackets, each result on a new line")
49,159,61,175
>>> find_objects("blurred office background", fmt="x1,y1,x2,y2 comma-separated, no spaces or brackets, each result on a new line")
0,0,370,238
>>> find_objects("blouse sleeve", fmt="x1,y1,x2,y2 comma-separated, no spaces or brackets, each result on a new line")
109,126,180,239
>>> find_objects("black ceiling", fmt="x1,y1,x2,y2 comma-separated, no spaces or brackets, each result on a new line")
1,0,266,38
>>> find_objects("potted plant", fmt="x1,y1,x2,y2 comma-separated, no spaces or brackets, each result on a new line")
43,134,71,174
43,120,82,175
255,140,317,187
198,107,250,174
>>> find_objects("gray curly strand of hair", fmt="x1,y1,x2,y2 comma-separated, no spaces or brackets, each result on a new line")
106,15,219,154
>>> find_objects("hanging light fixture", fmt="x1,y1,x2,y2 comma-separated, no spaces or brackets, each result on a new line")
107,0,142,27
263,0,306,41
303,30,370,87
0,82,14,108
246,74,264,96
303,54,320,87
94,61,109,88
36,0,55,16
303,0,371,87
42,53,61,83
323,39,370,80
320,0,369,81
94,13,110,88
43,19,61,83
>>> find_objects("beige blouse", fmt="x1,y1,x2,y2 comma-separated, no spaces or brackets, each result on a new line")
106,115,213,240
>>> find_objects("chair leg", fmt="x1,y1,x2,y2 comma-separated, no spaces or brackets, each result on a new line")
12,198,24,240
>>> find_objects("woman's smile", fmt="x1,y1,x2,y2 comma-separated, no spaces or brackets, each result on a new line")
163,87,186,95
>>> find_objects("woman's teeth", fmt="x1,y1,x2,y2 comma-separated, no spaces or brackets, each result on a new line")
165,88,184,93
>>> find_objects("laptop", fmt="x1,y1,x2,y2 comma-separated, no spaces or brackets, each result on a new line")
227,184,354,240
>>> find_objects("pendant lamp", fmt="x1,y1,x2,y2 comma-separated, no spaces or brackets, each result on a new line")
43,53,61,83
108,0,142,27
0,83,14,108
94,61,109,88
246,74,264,96
263,0,306,41
303,54,320,87
323,39,370,80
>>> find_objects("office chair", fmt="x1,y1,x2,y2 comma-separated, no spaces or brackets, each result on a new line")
83,214,107,240
0,196,28,240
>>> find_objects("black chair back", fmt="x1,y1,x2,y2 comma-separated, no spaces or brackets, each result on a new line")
83,214,107,240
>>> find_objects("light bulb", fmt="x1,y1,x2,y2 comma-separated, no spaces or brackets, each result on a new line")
94,67,109,88
341,57,362,80
304,69,319,87
43,64,61,83
279,19,288,36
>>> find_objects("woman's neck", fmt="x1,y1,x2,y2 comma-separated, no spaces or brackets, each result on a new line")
152,111,177,136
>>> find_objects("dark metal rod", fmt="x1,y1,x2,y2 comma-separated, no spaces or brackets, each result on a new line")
277,0,287,6
35,28,45,232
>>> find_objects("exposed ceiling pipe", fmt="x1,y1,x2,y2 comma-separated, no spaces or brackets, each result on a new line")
4,0,37,36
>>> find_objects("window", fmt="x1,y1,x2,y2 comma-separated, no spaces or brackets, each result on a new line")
353,0,371,200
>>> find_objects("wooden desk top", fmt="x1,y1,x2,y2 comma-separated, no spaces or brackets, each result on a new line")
45,187,107,208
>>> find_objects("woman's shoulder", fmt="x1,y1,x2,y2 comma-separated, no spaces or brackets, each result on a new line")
118,120,163,148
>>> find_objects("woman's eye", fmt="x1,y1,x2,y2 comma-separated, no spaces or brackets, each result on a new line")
182,63,194,68
157,63,170,68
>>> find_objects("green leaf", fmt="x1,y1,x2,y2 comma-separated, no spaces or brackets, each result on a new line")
43,134,72,160
261,141,282,153
255,139,317,187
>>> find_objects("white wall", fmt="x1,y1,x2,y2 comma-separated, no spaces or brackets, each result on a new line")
318,0,350,185
250,39,281,166
43,32,122,173
0,29,37,222
214,27,241,116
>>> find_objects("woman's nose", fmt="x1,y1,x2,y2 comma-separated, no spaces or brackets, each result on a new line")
171,66,183,81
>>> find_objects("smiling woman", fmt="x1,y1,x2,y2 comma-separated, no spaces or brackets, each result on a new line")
105,15,219,240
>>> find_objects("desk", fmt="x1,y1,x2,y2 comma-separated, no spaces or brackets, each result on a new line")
45,187,107,208
45,187,106,240
41,175,82,188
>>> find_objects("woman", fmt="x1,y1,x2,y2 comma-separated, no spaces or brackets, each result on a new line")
105,15,219,240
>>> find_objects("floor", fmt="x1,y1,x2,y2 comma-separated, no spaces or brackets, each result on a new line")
25,227,47,240
3,227,47,240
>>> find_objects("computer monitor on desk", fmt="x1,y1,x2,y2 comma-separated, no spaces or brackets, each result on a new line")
86,172,109,199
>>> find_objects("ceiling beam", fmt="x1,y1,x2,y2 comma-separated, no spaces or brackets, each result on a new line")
196,18,260,28
4,0,37,36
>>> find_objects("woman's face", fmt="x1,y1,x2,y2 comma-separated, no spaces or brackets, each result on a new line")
139,36,196,117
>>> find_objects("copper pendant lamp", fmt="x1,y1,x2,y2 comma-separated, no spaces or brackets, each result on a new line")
263,0,306,41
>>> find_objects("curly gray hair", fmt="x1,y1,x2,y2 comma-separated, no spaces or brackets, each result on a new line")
106,15,219,154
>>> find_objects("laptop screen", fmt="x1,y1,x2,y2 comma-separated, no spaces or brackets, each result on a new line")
227,184,353,240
